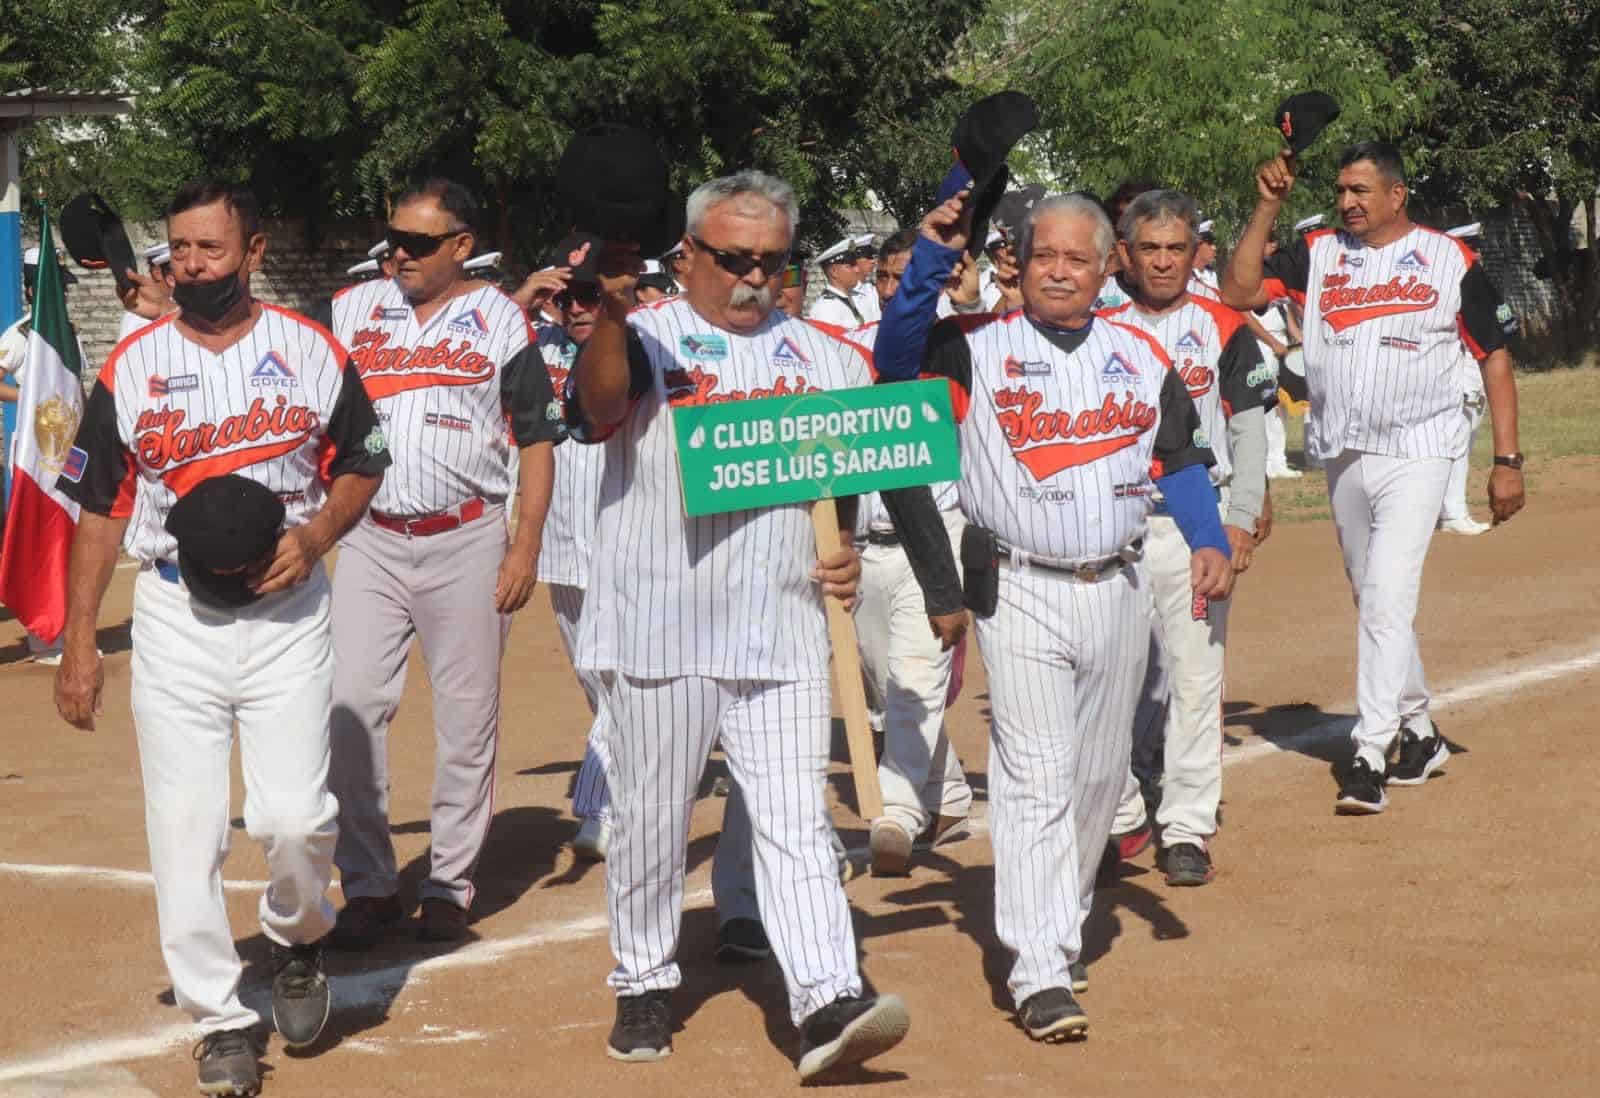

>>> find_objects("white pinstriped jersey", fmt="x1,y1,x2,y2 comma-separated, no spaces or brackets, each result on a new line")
923,311,1210,562
60,307,388,561
571,297,873,680
1098,295,1274,484
843,320,959,534
332,278,534,514
1262,225,1510,462
535,325,604,588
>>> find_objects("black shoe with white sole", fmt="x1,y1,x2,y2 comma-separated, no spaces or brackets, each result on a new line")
1389,727,1449,786
1018,987,1089,1042
1335,757,1388,815
271,941,330,1048
797,994,910,1083
193,1028,261,1096
607,991,672,1062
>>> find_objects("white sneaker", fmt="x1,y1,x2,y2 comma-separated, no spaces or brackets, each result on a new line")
573,815,610,861
1438,516,1491,536
1267,467,1304,479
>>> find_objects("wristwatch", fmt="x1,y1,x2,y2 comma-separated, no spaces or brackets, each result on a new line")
1493,452,1525,470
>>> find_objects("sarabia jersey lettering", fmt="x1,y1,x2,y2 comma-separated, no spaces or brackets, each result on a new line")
332,278,536,514
568,297,873,681
915,312,1212,562
58,307,390,562
535,325,604,589
1099,294,1274,484
1261,225,1511,461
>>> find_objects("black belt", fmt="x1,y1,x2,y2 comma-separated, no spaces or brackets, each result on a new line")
996,538,1143,582
865,528,900,547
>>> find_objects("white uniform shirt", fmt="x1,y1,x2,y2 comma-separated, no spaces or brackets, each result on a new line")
1262,226,1512,462
535,325,604,589
807,284,867,329
571,297,873,681
852,284,882,324
332,278,548,515
59,308,390,561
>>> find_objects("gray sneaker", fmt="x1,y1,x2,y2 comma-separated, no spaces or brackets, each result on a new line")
271,941,331,1048
193,1028,261,1096
1018,987,1088,1042
1068,960,1088,994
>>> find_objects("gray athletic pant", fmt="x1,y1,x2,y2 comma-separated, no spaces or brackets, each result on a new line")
329,508,510,909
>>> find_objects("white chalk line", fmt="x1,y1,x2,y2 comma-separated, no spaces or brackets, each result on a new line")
3,638,1597,1085
0,863,269,892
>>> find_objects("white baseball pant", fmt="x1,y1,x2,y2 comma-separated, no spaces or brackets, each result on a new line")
856,517,974,837
601,674,860,1025
978,562,1150,1008
328,509,510,909
1264,404,1294,476
1438,396,1486,522
1325,451,1451,770
1111,513,1229,848
131,566,338,1033
548,583,611,823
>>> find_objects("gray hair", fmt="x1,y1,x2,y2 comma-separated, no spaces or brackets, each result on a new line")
1117,189,1199,246
1016,194,1115,266
685,170,799,239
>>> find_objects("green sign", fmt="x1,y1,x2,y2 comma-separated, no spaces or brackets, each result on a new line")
672,379,961,517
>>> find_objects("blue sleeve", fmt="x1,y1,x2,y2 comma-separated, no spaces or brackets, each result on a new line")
1154,463,1231,557
875,235,962,381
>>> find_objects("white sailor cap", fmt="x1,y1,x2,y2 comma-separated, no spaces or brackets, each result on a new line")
1446,222,1482,240
347,258,381,277
642,259,663,275
1196,219,1215,238
464,251,503,272
851,233,876,251
1293,213,1326,233
22,246,39,265
984,228,1004,251
143,242,172,267
816,237,854,265
367,240,390,260
660,241,685,260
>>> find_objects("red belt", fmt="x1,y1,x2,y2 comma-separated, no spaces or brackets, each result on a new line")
370,497,487,537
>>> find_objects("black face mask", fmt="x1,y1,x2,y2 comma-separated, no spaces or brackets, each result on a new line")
173,268,246,323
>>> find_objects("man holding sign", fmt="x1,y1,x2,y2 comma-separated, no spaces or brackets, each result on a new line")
875,186,1234,1042
567,169,921,1081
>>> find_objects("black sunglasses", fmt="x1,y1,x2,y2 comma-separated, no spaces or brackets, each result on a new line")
555,283,602,309
691,236,790,279
385,227,467,259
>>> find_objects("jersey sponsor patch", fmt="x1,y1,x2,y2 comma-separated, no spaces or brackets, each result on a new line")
363,426,387,455
1337,252,1365,269
994,386,1158,480
1003,355,1051,378
1378,335,1421,352
424,411,473,432
1395,248,1431,271
148,374,199,397
447,307,490,337
61,446,88,483
1174,329,1206,352
545,398,563,421
250,351,296,387
771,336,811,366
370,304,409,322
680,333,729,362
1101,352,1141,381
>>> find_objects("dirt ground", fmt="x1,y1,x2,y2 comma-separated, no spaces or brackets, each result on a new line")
2,461,1598,1098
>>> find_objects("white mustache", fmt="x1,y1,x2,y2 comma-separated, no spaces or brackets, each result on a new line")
729,282,775,310
1040,278,1078,293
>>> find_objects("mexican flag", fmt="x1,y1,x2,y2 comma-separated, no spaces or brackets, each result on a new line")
0,215,84,642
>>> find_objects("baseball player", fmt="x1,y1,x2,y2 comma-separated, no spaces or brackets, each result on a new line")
1222,142,1524,813
807,236,869,327
1436,222,1496,536
53,180,391,1096
1099,190,1277,887
839,228,975,876
327,178,560,946
874,189,1233,1040
567,170,911,1080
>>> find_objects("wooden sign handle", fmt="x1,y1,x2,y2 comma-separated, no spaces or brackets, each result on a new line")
811,498,884,820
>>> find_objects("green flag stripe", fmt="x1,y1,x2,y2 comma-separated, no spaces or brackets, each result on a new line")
30,214,82,379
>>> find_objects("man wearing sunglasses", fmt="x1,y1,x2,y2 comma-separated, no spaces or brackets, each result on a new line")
566,170,921,1080
327,178,561,947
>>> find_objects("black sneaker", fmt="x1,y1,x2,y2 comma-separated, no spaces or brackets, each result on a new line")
1161,843,1214,887
1068,961,1088,994
328,894,405,951
193,1028,261,1096
607,991,672,1062
797,993,910,1083
271,941,331,1048
1018,987,1088,1042
1335,757,1388,815
715,917,771,963
1389,727,1449,786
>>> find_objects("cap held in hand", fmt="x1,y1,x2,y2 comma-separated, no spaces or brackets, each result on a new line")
60,192,139,296
1274,91,1340,155
163,475,286,609
938,91,1040,257
556,124,683,257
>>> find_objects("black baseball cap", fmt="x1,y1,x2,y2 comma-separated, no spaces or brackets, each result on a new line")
164,475,285,609
938,91,1041,258
548,231,606,285
556,125,683,257
59,192,139,296
1275,92,1341,155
